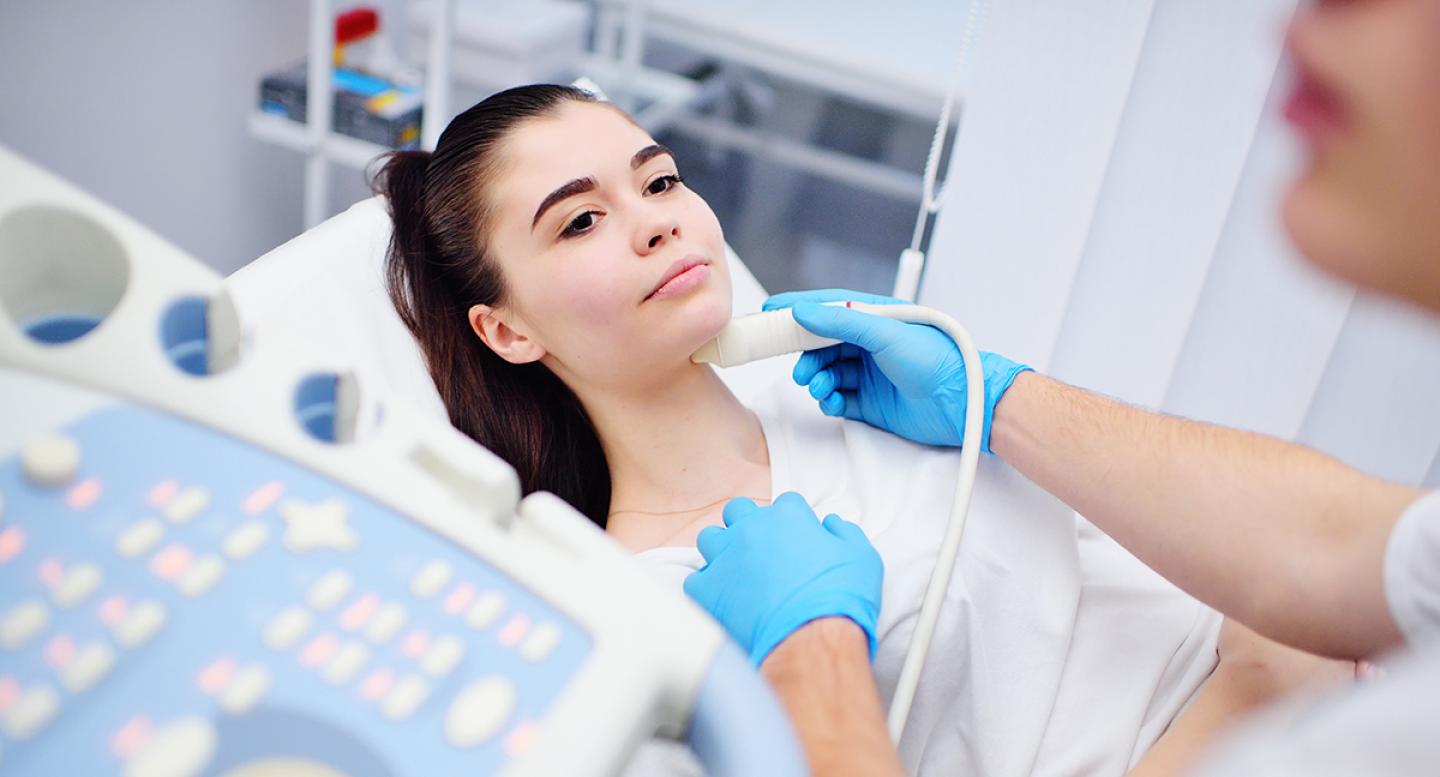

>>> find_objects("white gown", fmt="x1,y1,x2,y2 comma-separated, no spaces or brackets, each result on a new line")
627,381,1220,777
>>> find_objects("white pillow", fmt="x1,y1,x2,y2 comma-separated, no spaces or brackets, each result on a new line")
226,197,788,426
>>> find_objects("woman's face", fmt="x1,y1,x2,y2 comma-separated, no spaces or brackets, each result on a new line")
1283,0,1440,309
477,101,733,391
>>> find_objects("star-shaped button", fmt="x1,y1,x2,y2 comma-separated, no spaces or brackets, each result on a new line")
279,498,358,553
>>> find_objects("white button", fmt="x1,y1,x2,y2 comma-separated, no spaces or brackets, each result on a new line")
380,674,429,721
321,641,368,685
219,664,270,714
21,435,80,488
464,592,505,630
52,562,103,607
124,717,216,777
409,560,452,599
162,488,210,525
279,498,357,553
114,600,166,648
305,570,352,612
419,635,465,678
61,641,116,692
1,684,60,740
0,600,49,649
176,556,224,597
115,519,165,559
520,622,562,663
444,676,517,749
221,522,269,560
364,603,407,644
263,606,311,651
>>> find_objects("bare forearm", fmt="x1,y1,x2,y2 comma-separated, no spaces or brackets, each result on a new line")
990,372,1422,658
760,618,904,777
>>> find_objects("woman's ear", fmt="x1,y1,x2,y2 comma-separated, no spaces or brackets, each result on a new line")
469,304,547,364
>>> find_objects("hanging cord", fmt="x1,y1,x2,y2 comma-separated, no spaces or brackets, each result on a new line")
894,0,991,301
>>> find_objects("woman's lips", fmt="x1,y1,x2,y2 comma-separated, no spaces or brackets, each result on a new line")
646,261,711,302
1284,68,1345,145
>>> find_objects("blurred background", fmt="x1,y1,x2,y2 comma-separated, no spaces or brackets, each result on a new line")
3,0,1439,488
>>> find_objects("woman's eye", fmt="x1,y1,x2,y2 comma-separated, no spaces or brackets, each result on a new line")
561,211,599,238
646,174,685,195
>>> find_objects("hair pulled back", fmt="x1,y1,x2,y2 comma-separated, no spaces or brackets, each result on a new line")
373,84,612,527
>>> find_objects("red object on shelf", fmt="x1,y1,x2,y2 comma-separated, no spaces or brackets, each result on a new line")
335,8,379,45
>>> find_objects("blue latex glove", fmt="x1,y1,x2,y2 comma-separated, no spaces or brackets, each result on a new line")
764,289,1032,453
683,492,883,666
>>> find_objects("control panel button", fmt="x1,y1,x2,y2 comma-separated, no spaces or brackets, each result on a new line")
1,684,59,740
305,570,352,612
444,676,517,749
114,601,167,648
219,665,270,715
464,592,505,630
176,556,224,597
321,641,368,685
1,600,49,649
162,488,210,525
221,522,269,560
419,636,465,679
52,562,103,607
61,641,115,693
409,560,452,599
364,603,407,644
21,435,80,488
263,606,311,651
520,623,562,663
279,498,357,553
380,674,429,721
115,519,165,559
125,717,216,777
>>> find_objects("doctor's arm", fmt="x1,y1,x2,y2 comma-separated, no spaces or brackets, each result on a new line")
769,289,1425,660
989,370,1423,659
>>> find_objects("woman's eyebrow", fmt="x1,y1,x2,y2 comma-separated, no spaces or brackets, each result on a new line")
532,176,597,231
530,145,674,232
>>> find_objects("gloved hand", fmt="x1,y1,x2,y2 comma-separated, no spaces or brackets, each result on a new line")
683,492,883,666
763,288,1032,453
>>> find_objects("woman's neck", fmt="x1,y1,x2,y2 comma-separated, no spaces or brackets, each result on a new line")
571,362,770,545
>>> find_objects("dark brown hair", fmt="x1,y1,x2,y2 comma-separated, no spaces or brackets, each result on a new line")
373,84,612,527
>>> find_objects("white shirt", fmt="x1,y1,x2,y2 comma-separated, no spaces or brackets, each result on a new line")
626,382,1220,777
1190,491,1440,776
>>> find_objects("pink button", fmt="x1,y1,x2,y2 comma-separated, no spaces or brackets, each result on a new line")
149,544,194,581
243,481,285,516
110,715,153,759
339,593,380,632
44,635,76,669
66,478,103,510
0,675,20,712
359,667,395,701
98,595,129,627
498,615,531,648
443,582,477,616
197,657,237,695
299,633,340,669
505,721,540,757
400,629,431,659
146,479,179,508
38,557,64,587
0,526,25,565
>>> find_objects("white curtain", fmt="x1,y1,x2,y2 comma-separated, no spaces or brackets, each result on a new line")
921,0,1440,488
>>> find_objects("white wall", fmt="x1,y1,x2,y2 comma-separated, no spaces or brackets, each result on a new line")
923,0,1440,488
0,1,379,275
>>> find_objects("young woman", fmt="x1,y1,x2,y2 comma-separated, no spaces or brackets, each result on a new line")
375,84,1344,776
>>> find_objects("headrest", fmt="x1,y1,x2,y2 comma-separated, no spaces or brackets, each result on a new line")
226,197,785,426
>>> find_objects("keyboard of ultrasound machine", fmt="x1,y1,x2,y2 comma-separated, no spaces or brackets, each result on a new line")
0,385,592,776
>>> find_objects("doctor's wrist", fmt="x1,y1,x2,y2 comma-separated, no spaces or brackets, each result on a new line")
761,617,871,674
987,369,1046,461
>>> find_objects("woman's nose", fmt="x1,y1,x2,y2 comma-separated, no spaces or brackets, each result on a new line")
640,222,681,254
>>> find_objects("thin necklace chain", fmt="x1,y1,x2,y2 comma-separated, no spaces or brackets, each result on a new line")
607,494,771,519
